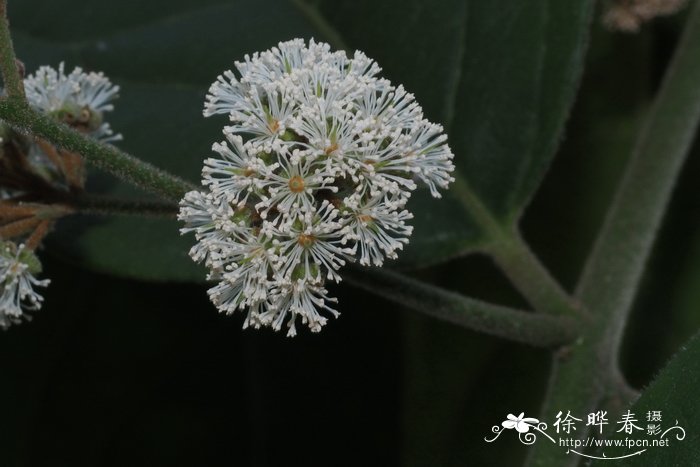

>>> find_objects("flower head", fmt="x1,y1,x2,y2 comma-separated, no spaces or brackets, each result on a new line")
24,62,121,141
181,39,455,335
0,241,50,329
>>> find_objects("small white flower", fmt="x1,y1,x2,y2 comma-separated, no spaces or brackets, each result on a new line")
274,200,356,283
24,62,121,142
181,39,455,335
0,241,50,329
178,190,231,266
260,279,339,337
341,193,413,267
202,132,267,207
254,150,337,218
224,86,298,147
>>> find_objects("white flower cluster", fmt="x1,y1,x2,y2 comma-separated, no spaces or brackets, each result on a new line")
180,39,454,336
0,241,50,329
24,62,121,141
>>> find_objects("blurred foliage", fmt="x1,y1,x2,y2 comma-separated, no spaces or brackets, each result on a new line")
0,1,698,467
8,0,590,279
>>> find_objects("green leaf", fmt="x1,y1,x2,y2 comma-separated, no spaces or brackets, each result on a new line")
9,0,591,280
314,0,594,268
591,332,700,466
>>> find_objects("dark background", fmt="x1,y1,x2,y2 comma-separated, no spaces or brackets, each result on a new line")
1,3,699,467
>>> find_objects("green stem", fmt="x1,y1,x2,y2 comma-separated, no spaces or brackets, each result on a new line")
0,98,197,201
487,232,580,317
527,3,700,465
343,266,579,348
0,0,25,99
68,193,179,218
452,175,577,316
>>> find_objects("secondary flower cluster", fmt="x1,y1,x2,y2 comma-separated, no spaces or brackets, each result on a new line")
180,39,455,336
24,62,121,142
0,63,120,328
0,241,49,329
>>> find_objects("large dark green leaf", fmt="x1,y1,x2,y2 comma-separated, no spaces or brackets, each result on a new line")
9,0,592,280
591,332,700,466
316,0,594,267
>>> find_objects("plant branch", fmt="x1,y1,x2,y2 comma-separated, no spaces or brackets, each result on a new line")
576,5,700,369
527,3,700,465
0,0,25,99
486,231,581,317
343,266,579,348
0,97,197,201
452,174,577,316
67,193,179,218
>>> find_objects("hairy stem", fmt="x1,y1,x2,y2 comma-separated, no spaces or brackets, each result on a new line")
25,219,50,250
486,231,580,317
452,175,577,316
0,0,25,99
0,215,38,238
68,194,179,218
344,266,579,348
527,3,700,465
0,98,197,201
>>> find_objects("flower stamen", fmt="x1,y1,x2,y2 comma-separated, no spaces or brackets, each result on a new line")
288,175,305,193
324,143,338,155
297,234,315,248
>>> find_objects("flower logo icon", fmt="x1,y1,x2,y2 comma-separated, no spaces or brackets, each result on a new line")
485,412,554,445
502,413,540,433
